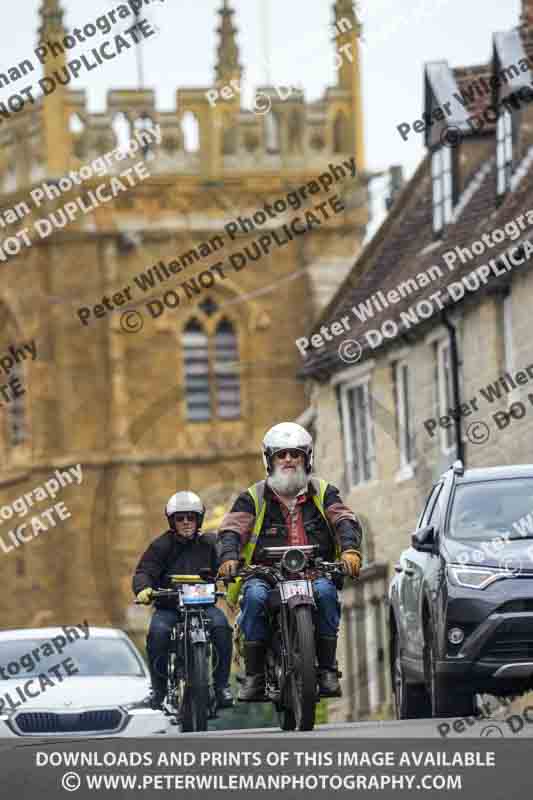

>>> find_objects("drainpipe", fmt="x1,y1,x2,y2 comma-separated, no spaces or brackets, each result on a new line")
441,311,465,468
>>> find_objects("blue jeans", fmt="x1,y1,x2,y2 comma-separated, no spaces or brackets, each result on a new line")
239,577,340,642
146,606,232,694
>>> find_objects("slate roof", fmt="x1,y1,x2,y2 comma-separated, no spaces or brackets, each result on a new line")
300,21,533,382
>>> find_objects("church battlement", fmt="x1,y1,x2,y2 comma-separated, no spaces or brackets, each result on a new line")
0,0,365,195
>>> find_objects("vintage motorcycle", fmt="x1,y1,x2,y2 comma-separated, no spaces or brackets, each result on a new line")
148,571,226,732
231,545,347,732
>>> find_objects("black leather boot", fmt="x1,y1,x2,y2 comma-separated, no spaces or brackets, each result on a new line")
238,642,266,701
317,636,342,697
211,626,234,708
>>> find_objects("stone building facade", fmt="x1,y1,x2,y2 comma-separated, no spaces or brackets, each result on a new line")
300,0,533,720
0,1,368,631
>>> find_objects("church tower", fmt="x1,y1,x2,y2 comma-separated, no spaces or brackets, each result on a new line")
0,1,369,632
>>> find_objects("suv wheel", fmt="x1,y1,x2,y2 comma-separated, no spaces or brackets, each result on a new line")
392,634,430,719
424,625,475,718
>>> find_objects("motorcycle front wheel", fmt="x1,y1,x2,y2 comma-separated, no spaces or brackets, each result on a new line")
288,605,317,731
181,642,209,732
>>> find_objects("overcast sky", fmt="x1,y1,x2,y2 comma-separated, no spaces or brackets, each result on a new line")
1,0,522,218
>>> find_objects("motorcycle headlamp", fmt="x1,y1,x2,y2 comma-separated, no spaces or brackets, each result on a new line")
281,548,307,574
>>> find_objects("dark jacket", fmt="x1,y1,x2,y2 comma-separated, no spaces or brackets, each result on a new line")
218,478,362,564
132,531,220,610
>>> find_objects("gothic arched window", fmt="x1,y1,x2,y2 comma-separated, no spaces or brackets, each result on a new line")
6,362,26,446
181,303,241,422
0,307,28,458
215,319,240,419
183,319,210,421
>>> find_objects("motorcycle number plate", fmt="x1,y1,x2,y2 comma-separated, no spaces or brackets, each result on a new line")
280,580,312,600
182,583,216,605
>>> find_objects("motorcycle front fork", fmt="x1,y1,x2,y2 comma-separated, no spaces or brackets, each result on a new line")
265,616,290,702
166,627,218,720
265,608,319,703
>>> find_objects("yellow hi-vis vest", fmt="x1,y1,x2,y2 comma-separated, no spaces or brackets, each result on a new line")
225,477,340,607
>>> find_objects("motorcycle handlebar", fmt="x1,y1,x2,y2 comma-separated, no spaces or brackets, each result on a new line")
134,584,228,604
224,559,348,582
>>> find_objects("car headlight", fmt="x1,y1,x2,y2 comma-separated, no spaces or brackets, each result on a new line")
447,564,508,590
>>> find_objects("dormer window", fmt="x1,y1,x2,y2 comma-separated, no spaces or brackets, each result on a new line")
492,29,532,197
431,146,454,234
496,108,513,196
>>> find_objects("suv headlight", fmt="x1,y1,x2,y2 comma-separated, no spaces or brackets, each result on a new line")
447,564,508,590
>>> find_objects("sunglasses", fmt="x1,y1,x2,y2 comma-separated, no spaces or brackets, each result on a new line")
275,449,304,460
174,513,197,523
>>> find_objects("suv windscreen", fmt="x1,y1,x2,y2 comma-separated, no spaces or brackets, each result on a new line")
447,478,533,541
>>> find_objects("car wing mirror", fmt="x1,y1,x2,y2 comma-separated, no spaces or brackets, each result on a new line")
411,525,436,553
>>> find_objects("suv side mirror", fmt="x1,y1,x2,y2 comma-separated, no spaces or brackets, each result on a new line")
411,525,436,553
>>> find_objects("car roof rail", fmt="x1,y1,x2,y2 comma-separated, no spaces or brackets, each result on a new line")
452,459,464,476
440,459,464,480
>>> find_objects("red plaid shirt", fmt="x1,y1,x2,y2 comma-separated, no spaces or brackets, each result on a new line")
272,488,309,547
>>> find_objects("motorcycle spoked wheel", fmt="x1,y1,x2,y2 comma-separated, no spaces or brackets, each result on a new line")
280,606,317,732
165,651,181,724
181,642,209,732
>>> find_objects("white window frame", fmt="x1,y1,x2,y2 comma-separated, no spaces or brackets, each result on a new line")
436,339,456,456
502,290,520,407
340,376,376,488
503,291,514,374
432,146,453,234
394,359,415,479
496,109,513,196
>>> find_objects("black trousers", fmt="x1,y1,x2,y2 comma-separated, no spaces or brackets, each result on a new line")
146,606,232,693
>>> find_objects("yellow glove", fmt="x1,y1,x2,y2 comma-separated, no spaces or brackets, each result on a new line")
341,550,362,578
218,560,239,578
136,587,154,605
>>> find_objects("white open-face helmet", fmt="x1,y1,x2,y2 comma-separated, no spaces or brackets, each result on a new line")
165,491,205,531
262,422,314,475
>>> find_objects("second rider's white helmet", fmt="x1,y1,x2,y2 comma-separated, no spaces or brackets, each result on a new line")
165,491,206,531
262,422,314,475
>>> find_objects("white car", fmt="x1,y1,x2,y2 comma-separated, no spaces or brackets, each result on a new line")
0,626,169,737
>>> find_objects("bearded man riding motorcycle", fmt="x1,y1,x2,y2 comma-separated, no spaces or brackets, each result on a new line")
133,491,234,710
218,422,362,700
